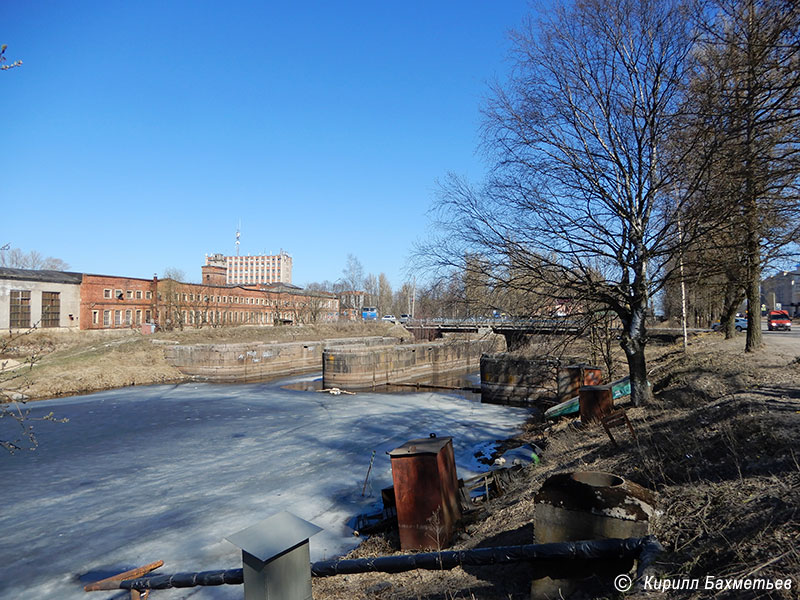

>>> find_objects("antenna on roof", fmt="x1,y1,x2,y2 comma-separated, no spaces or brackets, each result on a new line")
236,219,241,256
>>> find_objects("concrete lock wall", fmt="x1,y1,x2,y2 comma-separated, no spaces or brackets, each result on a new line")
480,354,559,405
163,336,399,382
322,337,501,389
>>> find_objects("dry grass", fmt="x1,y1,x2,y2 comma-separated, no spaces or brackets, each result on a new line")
0,322,399,401
313,334,800,599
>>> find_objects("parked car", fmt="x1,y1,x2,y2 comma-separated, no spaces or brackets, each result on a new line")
767,310,792,331
711,316,748,332
398,314,411,324
381,314,396,323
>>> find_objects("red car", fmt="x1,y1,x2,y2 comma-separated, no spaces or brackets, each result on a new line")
767,310,792,331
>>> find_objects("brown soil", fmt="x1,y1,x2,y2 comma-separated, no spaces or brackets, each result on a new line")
313,333,800,599
0,322,400,401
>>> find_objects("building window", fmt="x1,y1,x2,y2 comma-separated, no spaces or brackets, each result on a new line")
9,290,31,328
115,289,123,300
146,291,152,300
126,290,133,299
125,309,132,326
92,310,99,325
104,289,112,299
145,309,152,323
136,290,143,299
103,310,111,326
135,309,142,325
41,292,61,328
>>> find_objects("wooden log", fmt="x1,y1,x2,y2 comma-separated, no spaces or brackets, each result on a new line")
83,560,164,592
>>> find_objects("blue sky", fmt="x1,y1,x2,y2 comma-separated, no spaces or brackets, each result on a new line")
3,1,535,288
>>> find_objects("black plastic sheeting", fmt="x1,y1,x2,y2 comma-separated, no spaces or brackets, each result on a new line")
113,536,662,591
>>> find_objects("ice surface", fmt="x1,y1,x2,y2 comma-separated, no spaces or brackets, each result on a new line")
0,374,529,599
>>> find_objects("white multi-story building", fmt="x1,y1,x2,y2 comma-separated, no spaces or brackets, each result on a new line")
204,251,293,286
762,267,800,316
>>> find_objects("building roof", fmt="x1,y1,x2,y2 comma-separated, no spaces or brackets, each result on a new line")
0,267,83,285
261,282,302,290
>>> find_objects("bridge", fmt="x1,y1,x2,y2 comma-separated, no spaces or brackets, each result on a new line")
405,319,701,350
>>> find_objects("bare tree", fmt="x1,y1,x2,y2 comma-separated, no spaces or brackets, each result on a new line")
341,254,365,293
425,0,712,406
1,330,67,454
693,0,800,351
1,246,69,270
0,44,22,71
363,273,379,307
393,281,417,317
378,273,392,316
158,268,188,330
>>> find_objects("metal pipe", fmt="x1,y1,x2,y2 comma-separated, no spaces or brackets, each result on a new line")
102,536,661,591
311,537,656,577
115,569,243,591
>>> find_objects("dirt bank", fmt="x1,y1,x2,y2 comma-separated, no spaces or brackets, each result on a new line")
313,333,800,599
0,322,404,401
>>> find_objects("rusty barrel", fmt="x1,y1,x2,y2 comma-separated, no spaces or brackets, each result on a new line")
579,384,614,423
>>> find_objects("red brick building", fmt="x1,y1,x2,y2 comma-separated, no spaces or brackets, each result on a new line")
154,279,338,329
80,274,158,330
78,273,338,331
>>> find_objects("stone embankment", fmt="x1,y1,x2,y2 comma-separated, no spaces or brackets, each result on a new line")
480,354,604,408
480,354,559,405
322,336,503,390
163,336,398,382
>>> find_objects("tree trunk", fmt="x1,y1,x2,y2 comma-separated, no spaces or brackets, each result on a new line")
743,158,762,351
745,262,762,351
721,279,744,339
742,5,763,353
620,306,651,407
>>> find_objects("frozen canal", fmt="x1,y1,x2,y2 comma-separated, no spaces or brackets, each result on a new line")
0,374,530,599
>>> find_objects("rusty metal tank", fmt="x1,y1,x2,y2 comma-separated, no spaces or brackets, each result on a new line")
389,436,461,550
557,364,603,400
578,384,614,423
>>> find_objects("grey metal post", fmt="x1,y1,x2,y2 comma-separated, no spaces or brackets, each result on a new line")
226,511,322,600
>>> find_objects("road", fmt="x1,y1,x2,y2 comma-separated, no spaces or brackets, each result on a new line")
761,322,800,359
